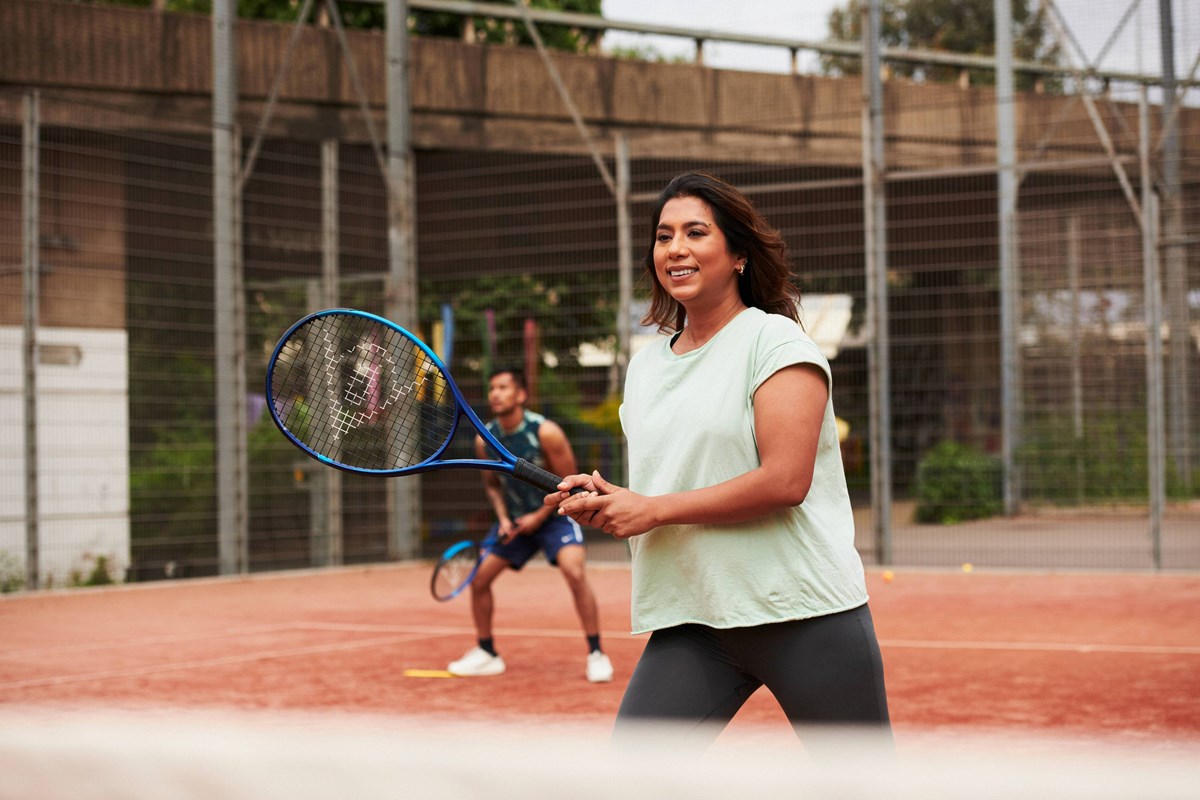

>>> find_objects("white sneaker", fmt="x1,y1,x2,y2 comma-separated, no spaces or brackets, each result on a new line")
448,646,506,677
586,650,613,683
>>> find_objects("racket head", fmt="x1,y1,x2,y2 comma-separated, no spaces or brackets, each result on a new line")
430,539,483,601
266,309,473,476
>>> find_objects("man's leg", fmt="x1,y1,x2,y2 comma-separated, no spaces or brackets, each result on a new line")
447,553,511,677
555,544,600,638
555,543,613,683
468,553,509,640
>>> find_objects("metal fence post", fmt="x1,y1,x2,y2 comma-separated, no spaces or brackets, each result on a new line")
862,0,892,564
1159,0,1192,487
1140,86,1165,570
22,90,40,590
213,0,249,574
386,0,421,559
995,0,1021,515
318,138,344,568
615,133,633,396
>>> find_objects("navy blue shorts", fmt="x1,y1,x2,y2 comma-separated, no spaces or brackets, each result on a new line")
484,513,583,568
488,514,584,569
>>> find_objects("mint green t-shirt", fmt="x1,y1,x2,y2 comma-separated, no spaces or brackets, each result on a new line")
619,307,867,634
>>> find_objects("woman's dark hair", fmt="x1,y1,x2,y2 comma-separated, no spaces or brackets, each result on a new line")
641,171,800,333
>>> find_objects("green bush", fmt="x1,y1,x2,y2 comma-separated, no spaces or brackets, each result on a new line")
0,550,24,593
1020,411,1200,504
914,441,1003,524
73,554,116,588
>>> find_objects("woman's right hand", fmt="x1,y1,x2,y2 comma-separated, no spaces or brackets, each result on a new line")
545,471,657,539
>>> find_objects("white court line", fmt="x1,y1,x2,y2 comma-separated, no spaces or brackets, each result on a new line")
0,622,598,692
295,622,1200,656
880,639,1200,656
0,622,552,669
0,631,452,691
0,622,620,662
0,623,308,660
6,623,1198,693
290,618,1200,657
296,621,665,642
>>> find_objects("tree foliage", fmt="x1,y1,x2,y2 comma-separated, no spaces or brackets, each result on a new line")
417,273,615,371
417,0,603,52
823,0,1060,90
90,0,603,52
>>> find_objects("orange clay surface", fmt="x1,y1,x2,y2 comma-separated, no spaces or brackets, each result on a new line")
2,564,1199,751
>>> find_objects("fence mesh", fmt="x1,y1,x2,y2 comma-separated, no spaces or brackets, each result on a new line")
1,0,1197,590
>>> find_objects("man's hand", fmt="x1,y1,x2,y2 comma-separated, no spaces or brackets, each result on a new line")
496,517,518,544
511,511,548,537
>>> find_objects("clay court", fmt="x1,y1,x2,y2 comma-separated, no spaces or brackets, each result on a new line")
3,563,1198,753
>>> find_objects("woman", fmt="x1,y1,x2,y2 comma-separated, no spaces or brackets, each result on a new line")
547,172,891,752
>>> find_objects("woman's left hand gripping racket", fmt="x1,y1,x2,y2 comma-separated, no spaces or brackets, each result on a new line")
266,308,579,497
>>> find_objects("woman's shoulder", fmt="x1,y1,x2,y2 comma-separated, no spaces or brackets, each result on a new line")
748,309,828,367
746,307,809,343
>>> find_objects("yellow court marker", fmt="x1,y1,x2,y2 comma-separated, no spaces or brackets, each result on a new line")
402,669,457,679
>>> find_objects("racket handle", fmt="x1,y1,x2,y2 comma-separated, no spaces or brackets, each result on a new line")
513,458,585,495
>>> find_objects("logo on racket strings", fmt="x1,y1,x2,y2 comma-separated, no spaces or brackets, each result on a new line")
320,330,436,438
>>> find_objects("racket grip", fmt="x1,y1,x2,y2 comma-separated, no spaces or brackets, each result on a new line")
513,458,585,495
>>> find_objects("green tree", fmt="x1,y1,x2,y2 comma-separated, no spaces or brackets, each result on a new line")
823,0,1060,90
416,272,615,373
91,0,603,51
444,0,603,53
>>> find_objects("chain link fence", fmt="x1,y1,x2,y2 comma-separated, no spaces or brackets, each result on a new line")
1,0,1197,589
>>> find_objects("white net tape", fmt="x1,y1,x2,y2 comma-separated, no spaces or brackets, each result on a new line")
1,707,1198,800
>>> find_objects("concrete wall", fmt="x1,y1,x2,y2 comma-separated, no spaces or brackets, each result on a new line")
3,0,1188,168
0,326,129,587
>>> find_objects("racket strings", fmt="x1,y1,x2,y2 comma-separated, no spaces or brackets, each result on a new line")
271,314,459,471
432,544,480,600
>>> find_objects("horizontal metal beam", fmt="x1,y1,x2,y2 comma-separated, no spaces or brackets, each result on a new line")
629,155,1140,202
396,0,1188,86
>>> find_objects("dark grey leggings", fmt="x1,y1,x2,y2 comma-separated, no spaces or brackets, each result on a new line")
613,604,892,753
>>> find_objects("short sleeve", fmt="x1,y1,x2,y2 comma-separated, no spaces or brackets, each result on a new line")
750,317,831,396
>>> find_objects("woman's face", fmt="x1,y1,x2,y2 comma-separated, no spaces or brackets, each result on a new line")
653,195,742,311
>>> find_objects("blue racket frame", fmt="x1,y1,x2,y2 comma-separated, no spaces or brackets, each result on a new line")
430,532,499,602
266,308,569,493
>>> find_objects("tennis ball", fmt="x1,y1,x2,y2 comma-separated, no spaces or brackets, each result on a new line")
881,570,894,584
962,562,974,573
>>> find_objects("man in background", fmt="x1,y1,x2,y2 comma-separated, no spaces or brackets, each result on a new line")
447,367,613,684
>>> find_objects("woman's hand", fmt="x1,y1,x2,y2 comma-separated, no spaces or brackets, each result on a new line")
546,471,657,539
542,472,597,522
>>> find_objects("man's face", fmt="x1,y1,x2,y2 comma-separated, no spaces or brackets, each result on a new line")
488,372,526,416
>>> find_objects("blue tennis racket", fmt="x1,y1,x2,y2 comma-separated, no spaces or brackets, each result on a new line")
266,309,577,494
430,532,499,602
